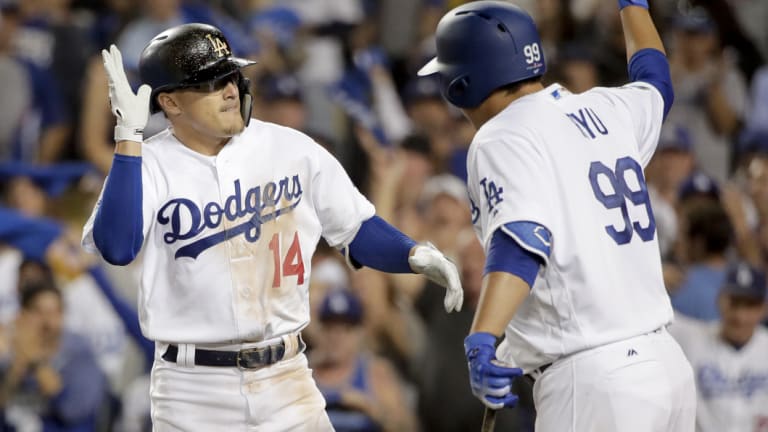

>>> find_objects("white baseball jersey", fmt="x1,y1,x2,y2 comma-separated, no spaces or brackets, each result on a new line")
82,119,375,344
670,315,768,432
468,82,673,371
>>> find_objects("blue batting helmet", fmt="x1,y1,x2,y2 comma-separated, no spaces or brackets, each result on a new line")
418,1,545,108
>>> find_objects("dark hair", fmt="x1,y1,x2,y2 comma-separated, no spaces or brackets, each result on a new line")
19,277,61,310
685,201,733,255
17,259,55,293
400,133,432,158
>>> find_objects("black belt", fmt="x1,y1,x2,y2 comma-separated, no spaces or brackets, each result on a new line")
523,362,552,385
162,335,306,369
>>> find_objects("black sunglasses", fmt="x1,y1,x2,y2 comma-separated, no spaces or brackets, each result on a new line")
181,72,241,93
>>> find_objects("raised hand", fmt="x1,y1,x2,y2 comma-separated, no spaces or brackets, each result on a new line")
102,44,152,143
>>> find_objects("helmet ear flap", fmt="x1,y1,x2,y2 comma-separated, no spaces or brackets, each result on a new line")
446,75,471,107
239,76,253,126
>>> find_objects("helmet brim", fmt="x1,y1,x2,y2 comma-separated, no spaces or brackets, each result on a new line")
189,56,257,83
230,56,258,69
417,57,441,76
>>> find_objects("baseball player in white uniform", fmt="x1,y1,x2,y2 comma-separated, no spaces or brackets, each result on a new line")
670,262,768,432
81,23,463,431
418,1,695,431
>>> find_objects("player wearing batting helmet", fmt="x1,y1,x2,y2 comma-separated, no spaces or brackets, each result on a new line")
81,23,464,431
417,1,695,431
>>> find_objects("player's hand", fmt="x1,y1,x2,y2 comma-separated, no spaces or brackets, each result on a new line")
409,243,463,312
102,44,152,143
464,332,522,410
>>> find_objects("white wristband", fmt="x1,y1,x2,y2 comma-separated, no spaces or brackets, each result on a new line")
114,124,144,143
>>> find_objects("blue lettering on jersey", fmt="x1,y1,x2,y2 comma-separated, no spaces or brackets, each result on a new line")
566,107,608,139
480,177,504,216
157,176,303,259
589,157,655,245
697,364,768,399
500,221,552,263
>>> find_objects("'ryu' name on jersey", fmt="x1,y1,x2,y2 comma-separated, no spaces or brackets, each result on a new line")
157,175,303,259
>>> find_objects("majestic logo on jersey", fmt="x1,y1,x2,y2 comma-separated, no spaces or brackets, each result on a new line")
697,364,768,399
157,176,303,259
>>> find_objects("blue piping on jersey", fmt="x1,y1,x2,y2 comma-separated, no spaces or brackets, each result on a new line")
628,48,674,120
484,228,543,287
499,222,552,266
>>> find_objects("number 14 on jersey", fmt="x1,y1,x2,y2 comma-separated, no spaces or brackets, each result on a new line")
268,232,305,288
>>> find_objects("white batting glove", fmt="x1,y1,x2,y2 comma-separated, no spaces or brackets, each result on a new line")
102,44,152,143
409,243,464,312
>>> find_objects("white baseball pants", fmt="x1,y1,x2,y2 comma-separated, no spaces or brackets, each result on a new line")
533,327,696,432
149,348,333,431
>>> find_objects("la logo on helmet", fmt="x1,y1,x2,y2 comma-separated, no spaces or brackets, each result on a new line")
205,34,230,57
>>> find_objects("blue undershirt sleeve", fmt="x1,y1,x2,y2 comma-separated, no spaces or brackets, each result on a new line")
628,48,674,120
93,154,144,265
484,228,545,288
347,216,416,273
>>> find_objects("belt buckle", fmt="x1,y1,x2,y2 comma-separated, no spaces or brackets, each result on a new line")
236,343,284,369
236,346,270,370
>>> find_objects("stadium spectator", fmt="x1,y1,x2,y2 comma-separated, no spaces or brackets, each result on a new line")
311,288,418,432
0,277,108,431
666,7,748,183
671,195,734,320
669,261,768,432
415,230,528,432
0,2,69,163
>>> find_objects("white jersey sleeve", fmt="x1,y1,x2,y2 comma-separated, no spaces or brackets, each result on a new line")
468,130,554,254
591,82,665,167
310,145,375,248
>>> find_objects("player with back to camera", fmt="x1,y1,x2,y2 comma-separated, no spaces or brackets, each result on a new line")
81,23,463,431
417,1,695,431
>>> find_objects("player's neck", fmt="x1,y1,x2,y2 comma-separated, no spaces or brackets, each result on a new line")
720,329,753,350
464,81,545,130
171,125,229,156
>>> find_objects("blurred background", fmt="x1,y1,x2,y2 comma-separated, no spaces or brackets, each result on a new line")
0,0,766,431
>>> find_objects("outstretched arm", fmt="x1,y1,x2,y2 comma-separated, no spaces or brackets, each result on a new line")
619,1,665,59
347,215,463,312
619,0,674,120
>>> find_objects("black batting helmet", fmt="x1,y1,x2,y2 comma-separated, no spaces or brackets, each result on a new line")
139,23,256,123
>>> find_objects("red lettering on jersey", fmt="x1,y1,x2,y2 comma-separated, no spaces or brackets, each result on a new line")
269,231,305,288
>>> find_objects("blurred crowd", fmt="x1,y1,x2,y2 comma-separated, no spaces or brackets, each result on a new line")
0,0,766,431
